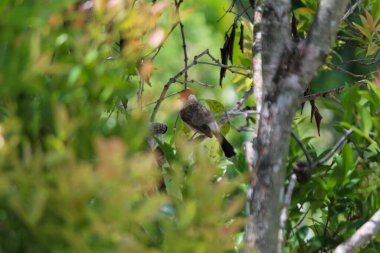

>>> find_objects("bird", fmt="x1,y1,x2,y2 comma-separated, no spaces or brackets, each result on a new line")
179,89,236,158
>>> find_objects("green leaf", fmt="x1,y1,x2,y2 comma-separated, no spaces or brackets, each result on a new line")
356,104,372,135
204,99,230,135
342,143,354,174
164,176,183,200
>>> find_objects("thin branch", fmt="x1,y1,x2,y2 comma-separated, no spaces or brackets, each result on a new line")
174,0,189,86
312,129,353,168
300,80,367,102
336,58,380,66
232,85,254,111
278,174,297,253
219,109,257,132
196,61,251,77
151,23,179,60
216,110,259,117
327,63,367,78
197,61,250,70
175,79,214,87
293,206,311,230
333,209,380,253
291,132,313,168
300,0,350,88
126,90,182,112
341,0,364,22
217,0,237,22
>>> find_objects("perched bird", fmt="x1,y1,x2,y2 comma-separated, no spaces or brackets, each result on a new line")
179,89,236,158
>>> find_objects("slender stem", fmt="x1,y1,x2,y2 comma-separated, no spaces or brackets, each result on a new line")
341,0,364,21
291,131,313,168
278,174,297,253
334,209,380,253
312,129,353,167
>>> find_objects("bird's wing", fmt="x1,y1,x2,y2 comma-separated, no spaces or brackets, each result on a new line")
180,102,214,137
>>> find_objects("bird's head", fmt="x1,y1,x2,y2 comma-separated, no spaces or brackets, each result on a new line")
179,88,194,102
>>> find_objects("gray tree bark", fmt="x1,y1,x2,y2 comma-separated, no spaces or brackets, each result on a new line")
334,209,380,253
245,0,350,252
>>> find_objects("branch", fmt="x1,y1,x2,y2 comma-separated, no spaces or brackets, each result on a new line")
334,209,380,253
219,110,259,117
291,132,313,168
299,0,350,88
174,0,189,86
150,23,179,60
278,174,297,253
300,79,369,102
175,79,214,87
341,0,364,22
312,129,353,167
327,63,367,78
197,61,251,77
232,85,254,111
221,110,258,132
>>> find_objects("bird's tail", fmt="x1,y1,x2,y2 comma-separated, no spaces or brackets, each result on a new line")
220,136,236,158
210,122,236,158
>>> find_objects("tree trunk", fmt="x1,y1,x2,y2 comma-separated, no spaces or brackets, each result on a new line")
245,1,350,252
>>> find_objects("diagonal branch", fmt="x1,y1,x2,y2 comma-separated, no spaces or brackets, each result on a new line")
341,0,364,22
313,129,353,167
278,174,297,253
334,209,380,253
291,132,313,168
298,0,350,89
300,80,366,102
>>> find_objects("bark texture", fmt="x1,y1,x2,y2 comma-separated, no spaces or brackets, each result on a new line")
245,0,350,252
333,209,380,253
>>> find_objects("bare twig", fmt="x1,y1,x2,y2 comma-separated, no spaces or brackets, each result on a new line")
233,85,254,111
301,80,367,102
216,110,259,118
334,209,380,253
293,206,311,230
197,61,250,70
175,79,214,87
217,0,237,22
327,63,367,78
221,109,257,132
341,0,364,22
174,0,189,86
196,61,251,77
278,174,297,253
312,129,353,167
151,23,179,60
291,131,313,168
336,58,380,66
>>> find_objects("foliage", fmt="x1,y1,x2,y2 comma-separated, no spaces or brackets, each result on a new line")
0,0,380,253
0,1,243,252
